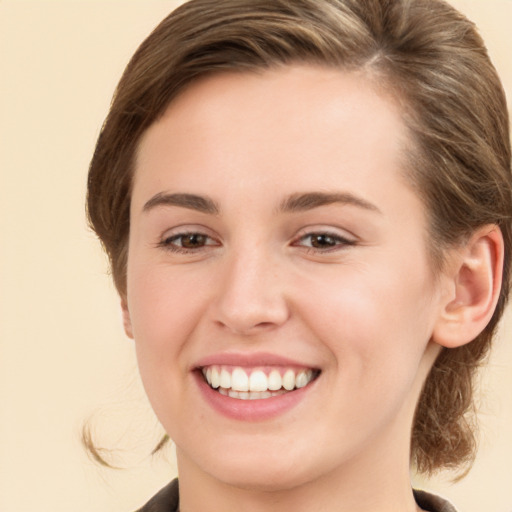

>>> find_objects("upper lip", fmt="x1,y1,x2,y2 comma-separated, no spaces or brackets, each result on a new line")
194,351,320,370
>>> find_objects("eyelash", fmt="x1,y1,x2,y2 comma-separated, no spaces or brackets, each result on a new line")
293,231,356,253
157,231,219,254
157,229,356,255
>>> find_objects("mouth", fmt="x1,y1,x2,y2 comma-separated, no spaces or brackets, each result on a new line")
200,365,320,400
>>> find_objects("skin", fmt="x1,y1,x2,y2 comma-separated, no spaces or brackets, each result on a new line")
122,66,497,511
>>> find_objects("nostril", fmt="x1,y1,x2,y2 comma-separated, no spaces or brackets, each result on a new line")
255,321,276,329
215,319,285,336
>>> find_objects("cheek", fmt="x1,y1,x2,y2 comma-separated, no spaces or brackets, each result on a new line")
127,260,208,350
125,261,208,406
126,266,205,429
297,268,437,441
296,252,438,380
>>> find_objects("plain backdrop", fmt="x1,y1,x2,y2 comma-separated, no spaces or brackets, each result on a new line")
0,1,511,511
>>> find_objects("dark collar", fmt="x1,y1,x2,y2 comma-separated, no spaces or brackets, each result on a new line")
414,489,458,512
135,479,179,512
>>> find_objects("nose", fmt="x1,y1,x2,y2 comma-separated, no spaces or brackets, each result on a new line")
212,249,290,336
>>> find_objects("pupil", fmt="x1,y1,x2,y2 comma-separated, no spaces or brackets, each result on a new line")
182,234,206,248
312,234,335,248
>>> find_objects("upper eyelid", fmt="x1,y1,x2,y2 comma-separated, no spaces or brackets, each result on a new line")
292,225,357,241
160,224,218,238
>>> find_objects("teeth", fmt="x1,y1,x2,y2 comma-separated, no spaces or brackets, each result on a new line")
228,389,283,400
295,370,309,389
219,368,231,389
249,370,268,392
268,370,282,391
202,365,316,399
231,367,249,391
211,367,220,388
282,369,295,391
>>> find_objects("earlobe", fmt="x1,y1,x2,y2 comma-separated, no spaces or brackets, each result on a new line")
121,297,134,339
432,225,504,349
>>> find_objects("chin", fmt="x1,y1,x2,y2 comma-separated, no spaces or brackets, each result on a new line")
196,444,326,493
215,465,314,493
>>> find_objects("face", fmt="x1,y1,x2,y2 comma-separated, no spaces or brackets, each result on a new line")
125,66,445,492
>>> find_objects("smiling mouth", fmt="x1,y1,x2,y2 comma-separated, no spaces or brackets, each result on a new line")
200,366,320,400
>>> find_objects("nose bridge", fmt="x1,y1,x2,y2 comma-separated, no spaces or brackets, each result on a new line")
213,241,289,334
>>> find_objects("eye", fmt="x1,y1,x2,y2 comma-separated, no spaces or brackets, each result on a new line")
158,231,219,253
294,231,356,252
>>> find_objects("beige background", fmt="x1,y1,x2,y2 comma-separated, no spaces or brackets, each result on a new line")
0,1,511,511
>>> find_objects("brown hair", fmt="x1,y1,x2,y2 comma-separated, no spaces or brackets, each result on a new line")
87,0,512,476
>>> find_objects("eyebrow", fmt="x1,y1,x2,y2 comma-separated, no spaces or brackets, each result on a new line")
143,192,220,215
142,190,380,216
278,192,381,214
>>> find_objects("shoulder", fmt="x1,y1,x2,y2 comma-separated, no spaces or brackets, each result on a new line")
414,489,458,512
135,479,179,512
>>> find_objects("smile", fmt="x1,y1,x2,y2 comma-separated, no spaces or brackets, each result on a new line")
201,366,319,400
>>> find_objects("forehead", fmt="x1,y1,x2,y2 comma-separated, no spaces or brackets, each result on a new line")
141,66,405,143
133,65,414,208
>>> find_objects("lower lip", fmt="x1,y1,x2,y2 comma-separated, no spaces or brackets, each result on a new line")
193,371,317,421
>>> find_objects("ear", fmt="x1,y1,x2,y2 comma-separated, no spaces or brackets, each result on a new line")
432,225,504,349
121,297,134,339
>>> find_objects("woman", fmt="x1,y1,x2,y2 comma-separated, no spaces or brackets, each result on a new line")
86,0,511,511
